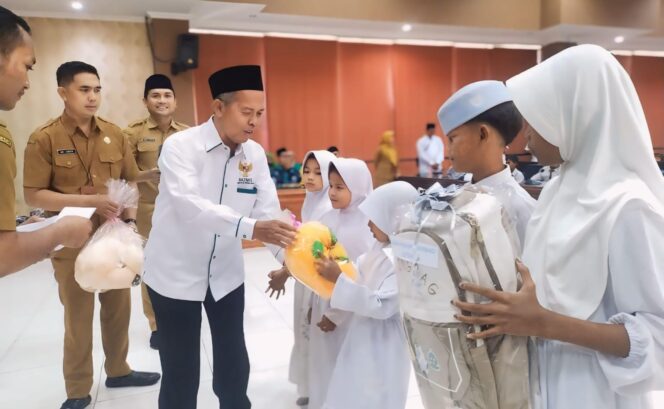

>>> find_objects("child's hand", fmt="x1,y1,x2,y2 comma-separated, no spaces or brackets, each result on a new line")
265,266,290,299
315,256,342,283
317,315,337,332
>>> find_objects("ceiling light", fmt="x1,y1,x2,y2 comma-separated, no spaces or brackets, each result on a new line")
614,36,625,44
71,1,83,10
401,24,412,32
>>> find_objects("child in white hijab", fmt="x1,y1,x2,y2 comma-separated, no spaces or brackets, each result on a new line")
308,158,374,409
453,44,664,409
267,150,336,406
315,181,417,409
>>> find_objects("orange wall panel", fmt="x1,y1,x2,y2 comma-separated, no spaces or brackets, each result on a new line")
631,56,664,148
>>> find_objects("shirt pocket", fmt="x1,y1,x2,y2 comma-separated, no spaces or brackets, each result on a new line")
136,140,159,171
98,151,123,181
53,154,84,187
232,188,257,215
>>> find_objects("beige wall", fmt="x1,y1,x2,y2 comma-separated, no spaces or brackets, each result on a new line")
0,17,153,214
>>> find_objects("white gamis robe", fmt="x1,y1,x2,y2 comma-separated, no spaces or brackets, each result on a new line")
322,242,411,409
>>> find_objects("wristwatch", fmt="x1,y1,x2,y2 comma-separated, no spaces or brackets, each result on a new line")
124,218,137,225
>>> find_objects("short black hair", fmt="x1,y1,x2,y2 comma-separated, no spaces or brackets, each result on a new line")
466,101,522,146
0,6,31,57
426,123,436,130
56,61,99,87
276,147,287,157
327,146,339,153
505,155,519,164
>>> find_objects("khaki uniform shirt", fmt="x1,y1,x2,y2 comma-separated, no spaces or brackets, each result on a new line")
0,121,16,231
124,116,188,236
23,112,140,258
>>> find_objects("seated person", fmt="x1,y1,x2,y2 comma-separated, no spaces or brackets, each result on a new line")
327,145,340,157
529,164,560,184
506,155,525,184
271,147,302,187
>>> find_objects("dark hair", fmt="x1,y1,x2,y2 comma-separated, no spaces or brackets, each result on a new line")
426,123,436,130
328,162,341,178
0,6,31,57
466,101,523,146
327,146,339,153
56,61,99,87
276,147,287,157
505,155,519,164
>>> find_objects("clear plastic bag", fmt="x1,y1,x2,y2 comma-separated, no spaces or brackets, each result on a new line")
74,180,144,293
393,183,531,409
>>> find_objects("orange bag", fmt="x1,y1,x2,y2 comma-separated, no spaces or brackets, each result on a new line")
285,221,358,299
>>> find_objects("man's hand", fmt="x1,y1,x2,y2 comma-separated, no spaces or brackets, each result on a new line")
253,220,297,248
53,216,93,248
315,256,342,283
317,315,337,332
139,168,161,183
266,267,290,299
89,195,120,220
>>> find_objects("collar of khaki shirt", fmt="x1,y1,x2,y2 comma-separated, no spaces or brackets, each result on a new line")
61,110,102,138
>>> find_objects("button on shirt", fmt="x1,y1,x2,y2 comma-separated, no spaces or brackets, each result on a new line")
142,118,283,302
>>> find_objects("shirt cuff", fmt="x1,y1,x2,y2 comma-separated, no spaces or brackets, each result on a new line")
235,216,256,240
330,274,354,311
603,312,650,369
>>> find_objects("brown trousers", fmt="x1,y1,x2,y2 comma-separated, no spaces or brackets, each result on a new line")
52,257,132,399
137,202,157,332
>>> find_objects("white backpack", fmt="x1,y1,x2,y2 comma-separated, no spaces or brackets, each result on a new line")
392,185,530,409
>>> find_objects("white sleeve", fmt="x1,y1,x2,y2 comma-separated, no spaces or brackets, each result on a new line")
514,170,525,184
246,151,285,262
330,273,400,320
596,201,664,395
158,140,244,239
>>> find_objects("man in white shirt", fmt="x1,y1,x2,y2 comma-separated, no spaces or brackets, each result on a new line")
416,123,444,177
142,65,297,409
506,155,525,184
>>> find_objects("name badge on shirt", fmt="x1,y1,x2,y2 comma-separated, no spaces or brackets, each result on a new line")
237,160,257,194
57,149,77,155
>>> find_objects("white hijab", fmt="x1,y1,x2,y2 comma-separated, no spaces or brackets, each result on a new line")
507,44,664,319
301,150,337,222
320,158,374,262
359,181,419,236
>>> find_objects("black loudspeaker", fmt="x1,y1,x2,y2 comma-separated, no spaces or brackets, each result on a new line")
171,34,199,75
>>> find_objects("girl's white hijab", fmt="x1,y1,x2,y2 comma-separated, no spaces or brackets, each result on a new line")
320,158,374,261
359,181,419,236
300,150,337,222
507,44,664,319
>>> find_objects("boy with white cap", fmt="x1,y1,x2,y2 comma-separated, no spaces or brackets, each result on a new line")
437,80,536,249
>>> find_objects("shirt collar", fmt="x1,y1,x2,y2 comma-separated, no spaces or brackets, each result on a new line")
147,115,177,132
203,117,244,156
473,165,513,188
61,110,99,137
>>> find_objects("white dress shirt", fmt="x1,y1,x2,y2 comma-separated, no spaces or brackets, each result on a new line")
416,135,444,177
143,118,282,302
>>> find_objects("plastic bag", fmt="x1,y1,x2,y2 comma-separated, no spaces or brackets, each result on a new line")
392,183,530,409
75,180,144,293
284,221,358,300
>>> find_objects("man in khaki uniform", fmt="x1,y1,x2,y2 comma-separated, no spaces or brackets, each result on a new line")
124,74,188,349
23,61,160,409
0,6,91,278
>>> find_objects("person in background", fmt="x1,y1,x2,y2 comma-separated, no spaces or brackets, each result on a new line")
327,145,340,157
416,122,444,177
506,155,525,184
373,130,399,187
124,73,189,350
529,164,560,184
271,147,302,188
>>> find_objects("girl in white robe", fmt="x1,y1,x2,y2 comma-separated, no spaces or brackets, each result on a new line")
316,181,417,409
453,44,664,409
289,150,336,405
308,158,374,409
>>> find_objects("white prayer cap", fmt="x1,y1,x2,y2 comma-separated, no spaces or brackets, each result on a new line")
437,80,512,135
359,181,418,235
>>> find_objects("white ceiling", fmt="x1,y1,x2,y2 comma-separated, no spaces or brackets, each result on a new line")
7,0,664,52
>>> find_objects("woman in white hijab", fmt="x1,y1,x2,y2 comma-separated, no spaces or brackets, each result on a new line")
452,44,664,409
308,158,374,409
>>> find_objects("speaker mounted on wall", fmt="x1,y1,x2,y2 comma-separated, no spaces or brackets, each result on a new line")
171,34,199,75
